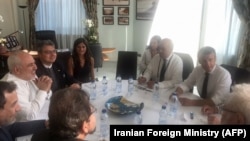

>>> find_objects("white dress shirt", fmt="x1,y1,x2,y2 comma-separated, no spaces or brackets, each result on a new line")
1,73,51,121
143,53,183,89
139,48,155,74
178,64,232,105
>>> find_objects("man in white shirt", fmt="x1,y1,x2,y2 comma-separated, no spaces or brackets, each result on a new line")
175,46,231,106
138,38,183,89
1,51,52,121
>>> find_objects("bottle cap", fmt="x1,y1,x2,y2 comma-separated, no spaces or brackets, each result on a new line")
136,110,141,114
162,105,166,109
102,109,107,113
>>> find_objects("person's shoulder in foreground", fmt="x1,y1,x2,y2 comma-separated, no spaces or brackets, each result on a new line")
31,88,96,141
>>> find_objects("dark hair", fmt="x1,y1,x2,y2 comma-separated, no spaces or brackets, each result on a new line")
198,46,216,59
48,88,92,138
72,38,93,68
36,40,55,53
0,81,17,109
148,35,161,49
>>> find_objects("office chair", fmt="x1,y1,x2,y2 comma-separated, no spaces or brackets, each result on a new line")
116,51,138,80
35,30,58,49
89,43,103,70
175,52,194,81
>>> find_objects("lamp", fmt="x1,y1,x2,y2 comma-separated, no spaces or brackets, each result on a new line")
17,0,28,49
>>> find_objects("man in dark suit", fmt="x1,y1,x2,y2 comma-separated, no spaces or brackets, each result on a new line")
0,81,47,141
35,40,80,93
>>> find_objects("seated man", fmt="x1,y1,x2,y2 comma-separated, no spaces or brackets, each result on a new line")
35,40,80,93
0,81,47,141
138,38,183,89
31,88,96,141
1,51,52,121
202,83,250,124
175,46,231,106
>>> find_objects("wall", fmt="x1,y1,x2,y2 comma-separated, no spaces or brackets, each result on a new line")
97,0,153,61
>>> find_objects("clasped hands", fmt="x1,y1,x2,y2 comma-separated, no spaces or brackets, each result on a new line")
137,76,155,89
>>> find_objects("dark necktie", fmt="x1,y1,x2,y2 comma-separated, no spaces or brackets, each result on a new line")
159,59,167,82
47,67,58,92
201,72,209,98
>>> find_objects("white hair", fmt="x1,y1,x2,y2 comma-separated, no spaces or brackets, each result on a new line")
7,51,25,72
225,83,250,124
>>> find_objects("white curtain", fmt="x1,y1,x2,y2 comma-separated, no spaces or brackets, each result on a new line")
35,0,86,50
149,0,241,66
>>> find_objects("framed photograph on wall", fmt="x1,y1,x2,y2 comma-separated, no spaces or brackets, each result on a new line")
118,7,129,16
103,0,129,6
136,0,159,20
103,16,114,25
103,7,114,15
118,17,129,25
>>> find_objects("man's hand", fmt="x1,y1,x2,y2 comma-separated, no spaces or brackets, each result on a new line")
34,75,52,92
175,87,184,95
147,81,155,89
201,104,216,115
178,97,195,106
137,76,146,84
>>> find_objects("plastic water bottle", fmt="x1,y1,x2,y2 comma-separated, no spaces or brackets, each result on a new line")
169,92,179,118
158,105,167,124
100,109,109,140
89,80,96,100
152,82,160,102
115,75,122,94
102,76,108,96
134,111,143,124
127,77,134,96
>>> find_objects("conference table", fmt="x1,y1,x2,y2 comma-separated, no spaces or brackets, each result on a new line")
17,80,207,141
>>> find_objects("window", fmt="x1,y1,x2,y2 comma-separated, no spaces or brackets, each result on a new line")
35,0,86,49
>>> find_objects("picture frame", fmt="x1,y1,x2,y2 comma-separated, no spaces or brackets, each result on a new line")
103,0,129,6
136,0,159,20
103,7,114,15
118,7,129,16
118,17,129,25
103,16,114,25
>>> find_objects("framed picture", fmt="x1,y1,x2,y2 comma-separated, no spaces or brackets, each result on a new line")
136,0,159,20
103,16,114,25
118,17,129,25
103,7,114,15
118,7,129,16
103,0,129,6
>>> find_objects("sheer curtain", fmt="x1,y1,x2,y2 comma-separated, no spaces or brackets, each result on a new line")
35,0,86,50
149,0,241,66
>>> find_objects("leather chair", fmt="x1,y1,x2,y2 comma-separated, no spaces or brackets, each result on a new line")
175,52,194,81
35,30,58,49
116,51,138,80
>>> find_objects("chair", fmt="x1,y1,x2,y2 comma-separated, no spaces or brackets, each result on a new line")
221,64,250,86
116,51,138,80
89,43,103,70
35,30,58,49
175,52,194,81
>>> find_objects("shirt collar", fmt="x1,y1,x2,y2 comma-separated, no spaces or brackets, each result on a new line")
43,64,52,69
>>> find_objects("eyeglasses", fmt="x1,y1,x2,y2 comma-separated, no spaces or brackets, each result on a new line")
42,50,57,55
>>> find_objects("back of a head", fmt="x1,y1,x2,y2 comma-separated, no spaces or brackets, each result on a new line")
0,81,16,109
48,88,92,138
224,83,250,124
198,46,216,60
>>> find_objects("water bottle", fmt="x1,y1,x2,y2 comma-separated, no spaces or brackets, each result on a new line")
158,105,167,124
127,77,134,96
100,109,109,140
102,76,108,96
90,80,96,100
152,81,160,102
169,92,179,118
115,75,122,94
134,111,143,124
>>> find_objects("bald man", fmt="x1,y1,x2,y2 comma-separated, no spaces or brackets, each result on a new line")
1,50,52,121
138,38,183,89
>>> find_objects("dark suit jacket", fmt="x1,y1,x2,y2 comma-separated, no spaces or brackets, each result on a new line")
0,120,46,141
36,59,78,93
31,129,85,141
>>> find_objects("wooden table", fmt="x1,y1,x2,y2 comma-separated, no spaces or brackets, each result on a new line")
102,48,115,61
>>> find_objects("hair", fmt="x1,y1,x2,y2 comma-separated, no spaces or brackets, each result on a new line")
72,38,92,68
198,46,216,60
48,88,92,138
36,40,55,53
224,83,250,124
7,50,27,71
148,35,161,49
0,81,17,109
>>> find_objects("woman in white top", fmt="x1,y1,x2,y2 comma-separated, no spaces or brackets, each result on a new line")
139,35,161,74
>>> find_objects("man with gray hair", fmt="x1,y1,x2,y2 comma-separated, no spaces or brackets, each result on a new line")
1,51,52,121
138,38,183,89
175,46,231,106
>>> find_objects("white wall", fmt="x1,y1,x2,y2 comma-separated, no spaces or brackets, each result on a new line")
97,0,153,61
